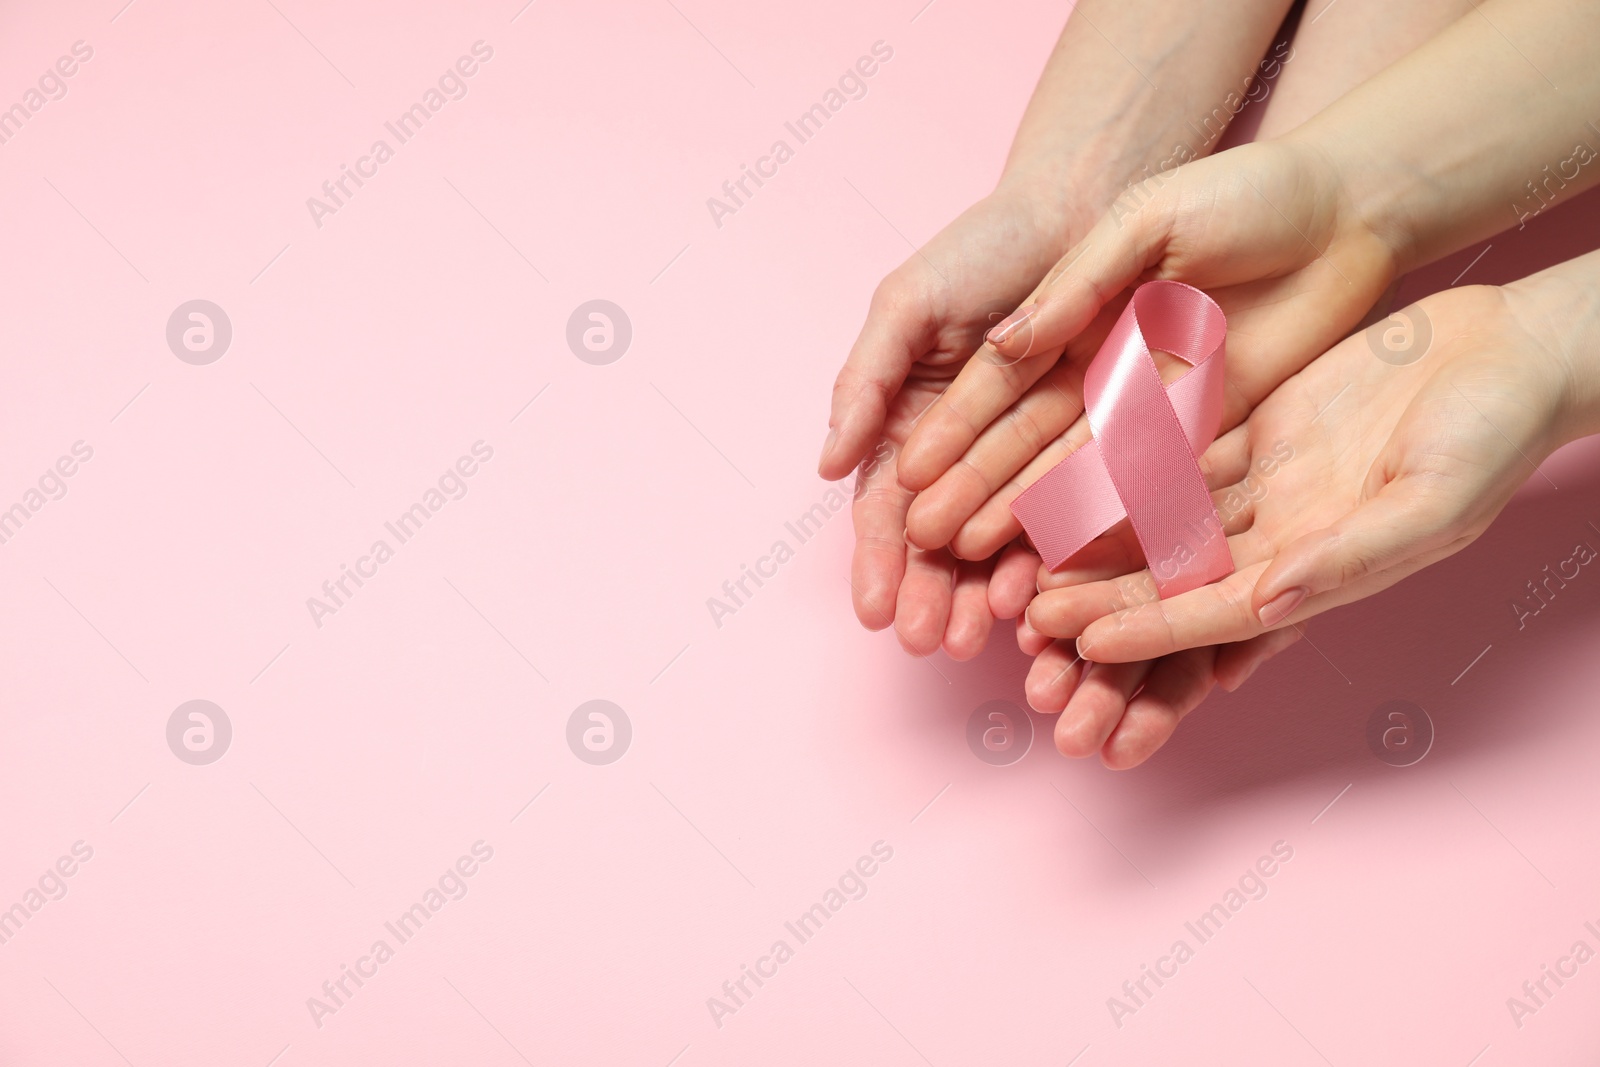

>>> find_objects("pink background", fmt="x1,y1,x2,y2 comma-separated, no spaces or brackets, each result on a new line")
3,1,1600,1064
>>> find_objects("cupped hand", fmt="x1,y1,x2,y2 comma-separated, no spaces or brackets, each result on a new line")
895,138,1400,564
1024,280,1581,764
819,181,1078,656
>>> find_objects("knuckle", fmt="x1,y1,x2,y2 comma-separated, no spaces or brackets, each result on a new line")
951,454,997,496
1332,533,1380,586
855,533,904,557
1115,571,1158,610
1209,579,1257,631
868,273,909,309
870,269,937,322
997,403,1050,453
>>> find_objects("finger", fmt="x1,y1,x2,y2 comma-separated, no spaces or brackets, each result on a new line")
986,194,1171,366
1215,627,1304,692
1030,460,1269,599
1205,427,1293,535
1076,560,1273,663
1038,524,1146,591
988,540,1042,620
821,284,933,479
1101,647,1218,769
944,410,1099,562
949,486,1028,562
1199,423,1253,489
1028,566,1166,640
946,343,1238,561
1023,639,1084,713
1056,660,1152,759
1009,426,1251,592
1053,520,1279,655
942,560,995,661
904,361,1087,549
1017,614,1053,657
1251,480,1446,625
899,297,1127,495
849,447,913,631
896,342,1059,491
894,547,956,657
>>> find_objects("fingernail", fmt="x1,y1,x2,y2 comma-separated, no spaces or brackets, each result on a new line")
1257,586,1308,627
817,426,839,471
1075,635,1094,661
986,303,1037,346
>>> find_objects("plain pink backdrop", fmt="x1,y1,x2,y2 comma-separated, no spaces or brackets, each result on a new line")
2,1,1599,1064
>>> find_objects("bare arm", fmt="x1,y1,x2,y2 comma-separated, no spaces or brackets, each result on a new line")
1295,0,1600,270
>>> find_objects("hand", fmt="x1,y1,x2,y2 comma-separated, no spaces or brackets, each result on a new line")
1025,279,1583,764
894,139,1398,565
819,181,1076,657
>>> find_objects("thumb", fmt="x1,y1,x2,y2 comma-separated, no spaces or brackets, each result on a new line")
1252,481,1448,627
820,285,934,480
985,187,1173,364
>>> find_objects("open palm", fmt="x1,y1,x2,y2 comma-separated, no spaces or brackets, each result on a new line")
820,185,1080,656
1024,281,1577,765
896,140,1401,564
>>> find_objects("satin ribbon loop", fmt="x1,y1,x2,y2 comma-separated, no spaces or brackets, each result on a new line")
1010,280,1233,598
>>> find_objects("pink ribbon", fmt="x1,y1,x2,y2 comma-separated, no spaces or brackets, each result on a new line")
1010,280,1233,598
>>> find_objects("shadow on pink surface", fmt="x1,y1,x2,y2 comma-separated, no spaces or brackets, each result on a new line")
897,432,1600,887
894,186,1600,879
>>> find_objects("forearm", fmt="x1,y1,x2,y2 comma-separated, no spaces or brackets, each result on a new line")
1506,248,1600,445
1252,0,1477,138
1290,0,1600,271
999,0,1295,237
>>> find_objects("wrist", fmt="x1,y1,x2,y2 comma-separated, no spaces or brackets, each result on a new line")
996,107,1189,250
1279,125,1416,279
992,160,1088,251
1504,269,1600,447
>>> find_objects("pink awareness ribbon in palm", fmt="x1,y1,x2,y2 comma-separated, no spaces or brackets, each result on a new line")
1010,280,1234,598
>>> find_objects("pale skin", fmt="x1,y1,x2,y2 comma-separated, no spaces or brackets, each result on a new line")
1035,254,1600,764
897,0,1600,764
821,0,1475,660
819,0,1301,658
